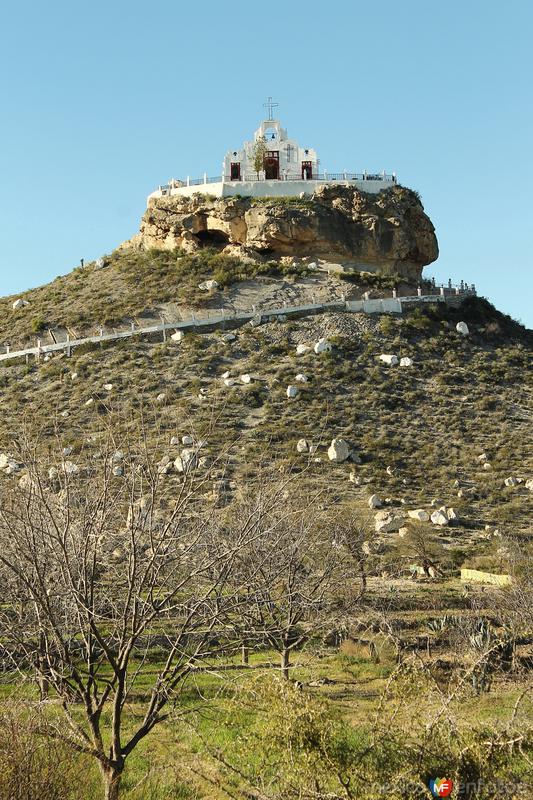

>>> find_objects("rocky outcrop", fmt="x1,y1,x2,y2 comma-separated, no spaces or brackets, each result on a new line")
135,184,438,280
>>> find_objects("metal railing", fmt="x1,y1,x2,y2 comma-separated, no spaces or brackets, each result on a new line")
155,173,397,194
0,285,476,364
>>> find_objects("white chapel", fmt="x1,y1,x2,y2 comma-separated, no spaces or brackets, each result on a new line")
148,98,396,204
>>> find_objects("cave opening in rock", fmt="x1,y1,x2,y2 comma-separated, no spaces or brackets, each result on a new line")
195,229,230,247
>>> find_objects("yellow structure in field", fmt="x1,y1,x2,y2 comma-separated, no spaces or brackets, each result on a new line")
460,568,512,586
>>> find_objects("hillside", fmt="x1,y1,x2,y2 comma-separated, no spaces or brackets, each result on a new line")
1,192,533,800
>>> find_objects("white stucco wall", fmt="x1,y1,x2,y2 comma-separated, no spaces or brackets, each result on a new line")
147,178,396,204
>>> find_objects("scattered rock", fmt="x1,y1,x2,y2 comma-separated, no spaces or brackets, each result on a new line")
171,330,184,342
174,448,198,472
430,510,449,526
379,354,399,366
182,435,194,446
221,370,231,379
368,494,382,509
249,314,263,328
483,462,492,471
85,398,95,407
156,393,166,403
12,298,29,310
296,439,309,453
296,344,311,355
314,338,332,354
71,372,78,381
446,507,459,521
103,383,114,391
456,321,469,336
295,373,308,383
223,378,235,387
504,476,520,487
477,453,489,463
399,357,413,367
222,332,236,342
63,461,80,476
112,465,124,477
408,509,430,522
525,479,533,491
375,510,406,533
349,472,361,485
198,279,219,291
240,374,252,384
327,438,351,463
286,385,298,399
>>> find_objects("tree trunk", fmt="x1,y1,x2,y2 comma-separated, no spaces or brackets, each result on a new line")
101,764,123,800
281,648,290,680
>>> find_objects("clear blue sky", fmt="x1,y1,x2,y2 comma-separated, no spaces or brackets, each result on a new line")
1,1,531,326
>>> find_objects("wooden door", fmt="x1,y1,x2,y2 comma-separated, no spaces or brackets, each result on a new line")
264,151,280,179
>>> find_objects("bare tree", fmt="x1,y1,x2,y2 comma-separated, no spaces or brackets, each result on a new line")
224,483,366,679
0,438,247,800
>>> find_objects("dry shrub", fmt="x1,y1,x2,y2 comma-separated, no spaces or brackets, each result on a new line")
0,708,92,800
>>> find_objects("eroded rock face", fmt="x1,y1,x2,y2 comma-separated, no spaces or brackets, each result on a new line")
136,184,438,280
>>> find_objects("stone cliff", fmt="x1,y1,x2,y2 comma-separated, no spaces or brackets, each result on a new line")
134,184,438,281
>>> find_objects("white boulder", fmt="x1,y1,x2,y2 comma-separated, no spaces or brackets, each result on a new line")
314,338,332,354
296,439,309,453
525,479,533,491
430,510,449,526
85,398,94,407
174,448,198,473
399,357,413,367
222,332,236,342
240,374,252,384
103,383,113,391
182,435,194,446
171,330,184,342
156,393,166,403
295,374,307,383
63,461,79,476
456,321,469,336
374,511,406,534
221,370,231,379
327,438,351,463
446,507,459,521
223,378,235,387
286,385,298,399
504,476,520,487
12,298,29,310
296,344,311,355
408,509,430,522
379,354,399,366
198,279,219,291
368,494,382,509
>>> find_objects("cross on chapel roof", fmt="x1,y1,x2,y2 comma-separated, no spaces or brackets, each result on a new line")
263,96,279,121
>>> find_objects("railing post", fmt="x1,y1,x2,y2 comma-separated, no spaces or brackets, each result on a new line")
66,333,71,358
392,288,397,298
186,176,190,187
417,286,422,297
440,286,445,297
204,173,207,184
